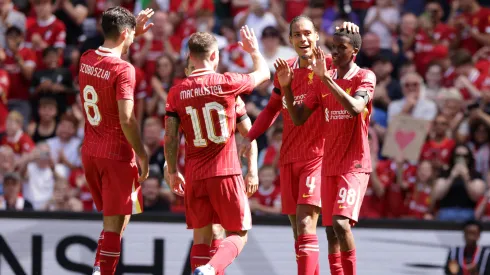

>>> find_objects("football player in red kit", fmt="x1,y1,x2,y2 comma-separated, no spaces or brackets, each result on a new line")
241,16,359,275
280,27,376,275
77,7,154,275
164,27,269,275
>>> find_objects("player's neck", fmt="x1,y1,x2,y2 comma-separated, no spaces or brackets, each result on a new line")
191,63,215,72
336,61,355,79
299,58,309,68
100,42,123,58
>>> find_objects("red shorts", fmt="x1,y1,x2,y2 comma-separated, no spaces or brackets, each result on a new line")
82,154,143,216
185,174,252,231
280,156,322,215
322,172,370,226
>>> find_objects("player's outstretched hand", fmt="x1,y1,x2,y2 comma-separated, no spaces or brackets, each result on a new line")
308,46,327,77
168,172,185,196
135,8,155,37
337,22,359,33
238,25,259,54
245,172,258,198
274,58,293,88
137,153,149,182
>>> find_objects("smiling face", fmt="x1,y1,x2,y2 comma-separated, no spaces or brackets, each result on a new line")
289,18,319,61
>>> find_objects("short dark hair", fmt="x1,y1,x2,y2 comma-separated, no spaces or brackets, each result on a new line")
451,49,473,67
334,28,362,50
147,168,162,183
42,46,58,58
289,15,317,37
39,97,58,108
188,32,217,59
60,113,79,128
463,220,483,232
101,6,136,40
6,26,22,37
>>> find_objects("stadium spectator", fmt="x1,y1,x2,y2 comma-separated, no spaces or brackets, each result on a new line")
249,165,281,215
46,114,82,177
141,169,172,212
449,0,490,55
27,97,58,143
452,49,489,101
254,26,295,74
1,26,36,124
143,117,165,175
475,188,490,221
0,0,26,48
0,111,35,157
0,67,9,133
30,47,74,115
68,165,94,212
258,127,282,169
387,72,438,123
19,142,61,210
392,13,418,66
405,160,436,219
364,0,399,50
430,144,485,221
321,0,360,37
424,62,444,101
52,0,89,48
467,119,490,180
0,172,33,210
25,0,66,68
437,87,465,139
371,55,403,112
355,32,390,70
420,115,456,171
0,145,15,194
444,220,490,275
146,54,174,118
44,177,83,211
234,0,283,41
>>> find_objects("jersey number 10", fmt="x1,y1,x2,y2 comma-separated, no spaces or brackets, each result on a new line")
186,102,229,147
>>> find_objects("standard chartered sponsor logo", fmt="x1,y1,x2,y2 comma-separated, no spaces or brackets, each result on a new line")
325,109,352,121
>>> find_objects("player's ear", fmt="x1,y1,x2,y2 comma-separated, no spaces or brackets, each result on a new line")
315,32,319,41
352,47,359,56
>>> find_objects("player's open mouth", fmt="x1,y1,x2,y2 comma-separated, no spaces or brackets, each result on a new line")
298,45,309,49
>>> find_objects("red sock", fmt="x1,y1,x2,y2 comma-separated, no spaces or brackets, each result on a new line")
93,230,104,268
294,240,299,263
208,235,244,273
191,244,210,271
297,234,319,275
328,253,344,275
341,249,356,275
99,231,121,275
210,239,221,258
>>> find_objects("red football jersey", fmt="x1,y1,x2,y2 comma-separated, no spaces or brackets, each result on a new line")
406,184,432,219
414,24,453,75
0,131,35,155
78,47,136,162
2,46,37,100
459,69,490,100
165,68,254,181
420,137,456,166
303,65,376,176
0,69,10,133
270,57,333,165
476,197,490,221
457,7,490,54
252,185,281,208
376,160,417,218
25,16,66,67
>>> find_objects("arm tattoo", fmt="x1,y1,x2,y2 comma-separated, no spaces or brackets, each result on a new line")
164,116,180,174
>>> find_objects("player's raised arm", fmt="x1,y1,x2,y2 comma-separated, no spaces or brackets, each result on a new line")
276,58,315,126
238,25,270,88
312,46,374,117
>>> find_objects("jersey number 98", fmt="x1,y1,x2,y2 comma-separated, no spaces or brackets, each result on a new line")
186,102,229,147
83,85,102,126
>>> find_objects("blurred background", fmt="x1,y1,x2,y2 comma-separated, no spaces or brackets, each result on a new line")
1,0,490,274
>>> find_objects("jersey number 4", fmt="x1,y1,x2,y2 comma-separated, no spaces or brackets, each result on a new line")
83,85,101,126
186,102,229,147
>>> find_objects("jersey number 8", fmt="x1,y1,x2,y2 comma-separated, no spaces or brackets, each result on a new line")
186,102,229,147
83,85,102,126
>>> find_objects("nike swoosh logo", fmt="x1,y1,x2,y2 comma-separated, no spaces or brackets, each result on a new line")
322,94,329,98
339,206,347,209
302,194,312,198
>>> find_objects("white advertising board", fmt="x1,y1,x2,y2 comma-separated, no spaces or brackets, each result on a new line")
0,218,482,275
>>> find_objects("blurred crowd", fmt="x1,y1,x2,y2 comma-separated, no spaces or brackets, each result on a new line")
0,0,490,223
